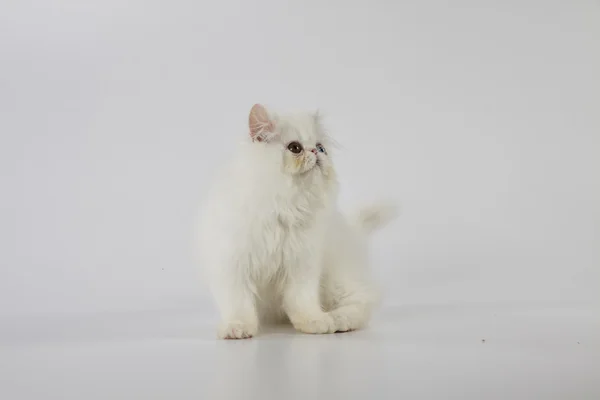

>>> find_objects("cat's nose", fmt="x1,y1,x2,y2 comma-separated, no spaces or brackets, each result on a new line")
309,148,318,154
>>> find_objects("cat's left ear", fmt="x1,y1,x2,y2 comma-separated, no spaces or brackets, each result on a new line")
249,104,275,142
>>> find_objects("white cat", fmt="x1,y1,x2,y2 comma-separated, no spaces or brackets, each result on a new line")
197,104,397,339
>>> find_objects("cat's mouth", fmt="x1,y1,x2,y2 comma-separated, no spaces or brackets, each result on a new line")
302,154,320,174
312,157,323,172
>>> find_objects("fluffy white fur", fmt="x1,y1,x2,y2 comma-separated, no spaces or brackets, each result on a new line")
197,104,396,339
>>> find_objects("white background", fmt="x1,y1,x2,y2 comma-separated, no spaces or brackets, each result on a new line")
1,1,599,399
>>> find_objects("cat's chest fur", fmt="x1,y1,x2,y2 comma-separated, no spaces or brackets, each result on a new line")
246,187,329,280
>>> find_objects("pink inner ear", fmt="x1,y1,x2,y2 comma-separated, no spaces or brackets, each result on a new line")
249,104,274,141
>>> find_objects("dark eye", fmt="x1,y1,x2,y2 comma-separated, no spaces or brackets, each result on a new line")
287,141,303,154
316,143,326,154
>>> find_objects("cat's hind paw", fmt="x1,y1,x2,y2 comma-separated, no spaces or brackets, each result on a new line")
218,321,258,339
291,313,336,334
330,308,369,333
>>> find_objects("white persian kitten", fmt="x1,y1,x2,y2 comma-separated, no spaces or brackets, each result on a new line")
197,104,396,339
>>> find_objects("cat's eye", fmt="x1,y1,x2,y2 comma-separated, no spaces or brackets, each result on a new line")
287,141,303,154
316,143,326,154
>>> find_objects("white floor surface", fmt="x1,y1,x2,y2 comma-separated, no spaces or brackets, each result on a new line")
1,302,598,400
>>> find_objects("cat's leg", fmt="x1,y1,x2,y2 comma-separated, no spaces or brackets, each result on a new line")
321,266,380,332
283,281,335,334
282,253,335,334
327,283,379,332
211,272,259,339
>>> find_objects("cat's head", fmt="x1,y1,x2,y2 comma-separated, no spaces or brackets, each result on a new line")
248,104,335,179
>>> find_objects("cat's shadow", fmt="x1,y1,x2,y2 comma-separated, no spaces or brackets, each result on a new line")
257,323,302,337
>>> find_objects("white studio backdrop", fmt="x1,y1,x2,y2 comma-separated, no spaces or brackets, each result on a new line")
1,0,599,318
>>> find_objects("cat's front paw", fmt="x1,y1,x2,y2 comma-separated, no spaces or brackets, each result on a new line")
290,313,336,334
218,321,258,339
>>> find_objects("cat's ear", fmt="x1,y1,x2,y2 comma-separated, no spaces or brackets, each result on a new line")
249,104,275,142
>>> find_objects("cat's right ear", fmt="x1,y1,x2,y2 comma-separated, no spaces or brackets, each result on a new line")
249,104,275,142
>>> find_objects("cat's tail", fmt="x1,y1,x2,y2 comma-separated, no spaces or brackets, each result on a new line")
353,202,399,234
